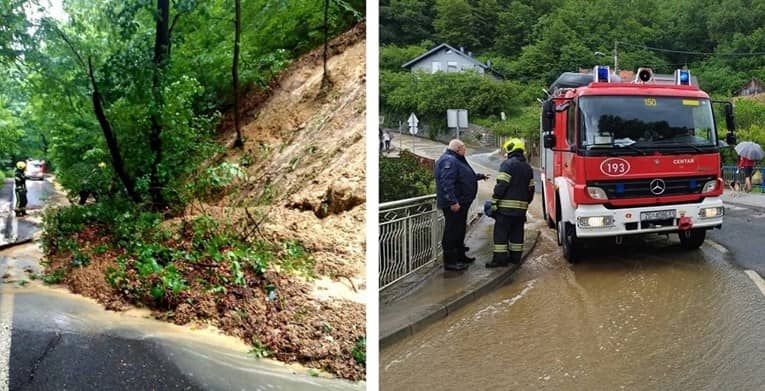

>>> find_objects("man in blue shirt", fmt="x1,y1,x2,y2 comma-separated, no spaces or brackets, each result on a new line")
435,140,488,271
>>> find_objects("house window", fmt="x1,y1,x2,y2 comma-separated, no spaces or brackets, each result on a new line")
432,62,443,73
447,62,459,72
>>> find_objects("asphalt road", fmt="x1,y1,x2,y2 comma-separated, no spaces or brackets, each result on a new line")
0,178,363,391
708,202,765,276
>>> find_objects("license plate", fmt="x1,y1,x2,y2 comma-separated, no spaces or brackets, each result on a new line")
640,209,676,221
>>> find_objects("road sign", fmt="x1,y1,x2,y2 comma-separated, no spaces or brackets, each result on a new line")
408,113,419,135
447,109,468,128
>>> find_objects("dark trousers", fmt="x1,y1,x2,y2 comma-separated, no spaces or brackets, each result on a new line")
442,205,469,264
15,189,27,215
492,214,525,263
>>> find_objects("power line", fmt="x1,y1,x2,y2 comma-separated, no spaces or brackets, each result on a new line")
617,41,765,56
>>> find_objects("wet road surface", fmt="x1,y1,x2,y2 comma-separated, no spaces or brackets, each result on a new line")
382,210,765,390
0,179,363,390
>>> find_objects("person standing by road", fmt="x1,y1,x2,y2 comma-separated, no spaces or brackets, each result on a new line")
383,130,392,153
435,139,488,271
487,138,534,267
738,156,756,192
14,161,28,216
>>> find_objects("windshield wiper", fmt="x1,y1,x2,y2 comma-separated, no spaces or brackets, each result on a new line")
615,144,648,155
650,141,708,153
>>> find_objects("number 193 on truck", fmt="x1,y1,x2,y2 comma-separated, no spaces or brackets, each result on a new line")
539,66,736,262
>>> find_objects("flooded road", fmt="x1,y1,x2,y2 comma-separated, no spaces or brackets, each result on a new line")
381,219,765,390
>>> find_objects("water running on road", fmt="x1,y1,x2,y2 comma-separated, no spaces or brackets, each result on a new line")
382,232,765,390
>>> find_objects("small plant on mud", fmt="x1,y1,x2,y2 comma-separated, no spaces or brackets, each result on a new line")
43,268,66,285
352,336,366,366
280,240,316,278
70,249,90,267
249,339,271,359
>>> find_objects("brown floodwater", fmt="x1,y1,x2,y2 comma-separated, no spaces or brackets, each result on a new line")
381,226,765,390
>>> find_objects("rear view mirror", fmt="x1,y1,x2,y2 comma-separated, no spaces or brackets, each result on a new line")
724,104,736,132
541,100,554,133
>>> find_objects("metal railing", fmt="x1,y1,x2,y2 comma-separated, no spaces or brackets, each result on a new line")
722,165,765,192
379,194,484,291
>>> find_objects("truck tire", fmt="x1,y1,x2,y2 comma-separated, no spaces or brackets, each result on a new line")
678,228,705,249
558,220,580,263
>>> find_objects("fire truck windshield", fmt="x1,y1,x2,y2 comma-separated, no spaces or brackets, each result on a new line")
578,96,717,154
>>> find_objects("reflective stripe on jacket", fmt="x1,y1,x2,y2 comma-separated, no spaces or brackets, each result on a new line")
491,152,534,216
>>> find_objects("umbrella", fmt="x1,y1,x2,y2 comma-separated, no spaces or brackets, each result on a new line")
735,141,765,161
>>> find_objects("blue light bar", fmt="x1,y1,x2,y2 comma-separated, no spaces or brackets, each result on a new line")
593,65,610,82
675,69,691,85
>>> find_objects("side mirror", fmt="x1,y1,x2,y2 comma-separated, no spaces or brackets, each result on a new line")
543,133,555,148
541,99,555,133
726,132,736,146
725,104,736,132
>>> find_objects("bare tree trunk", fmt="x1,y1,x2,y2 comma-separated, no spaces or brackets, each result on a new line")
321,0,331,90
232,0,243,148
51,23,140,203
149,0,170,209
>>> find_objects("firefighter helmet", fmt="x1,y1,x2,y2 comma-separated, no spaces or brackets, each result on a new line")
16,161,26,170
503,138,525,154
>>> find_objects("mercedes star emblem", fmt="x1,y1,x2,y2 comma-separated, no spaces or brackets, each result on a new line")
649,179,666,195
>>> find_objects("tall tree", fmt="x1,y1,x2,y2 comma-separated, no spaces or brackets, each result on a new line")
232,0,243,148
149,0,170,208
433,0,479,49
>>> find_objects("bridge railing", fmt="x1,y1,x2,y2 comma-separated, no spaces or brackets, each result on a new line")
379,194,484,291
722,165,765,192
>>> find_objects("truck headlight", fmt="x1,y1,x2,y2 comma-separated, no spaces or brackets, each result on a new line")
578,215,614,228
587,186,608,200
702,180,718,193
698,207,723,218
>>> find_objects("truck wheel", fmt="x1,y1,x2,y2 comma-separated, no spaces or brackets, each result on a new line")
678,228,706,249
558,220,579,263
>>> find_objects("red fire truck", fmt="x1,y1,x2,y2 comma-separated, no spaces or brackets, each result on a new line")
539,66,736,262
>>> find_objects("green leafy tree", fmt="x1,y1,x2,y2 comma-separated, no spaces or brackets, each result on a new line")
433,0,479,50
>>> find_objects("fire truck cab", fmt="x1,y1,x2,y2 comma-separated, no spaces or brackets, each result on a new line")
540,66,736,262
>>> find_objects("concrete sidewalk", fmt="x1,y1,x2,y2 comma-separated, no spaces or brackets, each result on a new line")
380,217,539,348
380,134,540,348
721,189,765,211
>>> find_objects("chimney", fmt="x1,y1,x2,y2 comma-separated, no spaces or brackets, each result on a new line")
468,51,472,57
487,60,492,68
460,46,464,52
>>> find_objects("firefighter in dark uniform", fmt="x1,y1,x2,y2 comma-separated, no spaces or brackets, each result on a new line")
435,139,488,271
14,161,28,216
487,138,534,267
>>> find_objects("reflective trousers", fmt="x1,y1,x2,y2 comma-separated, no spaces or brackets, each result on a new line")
492,214,525,263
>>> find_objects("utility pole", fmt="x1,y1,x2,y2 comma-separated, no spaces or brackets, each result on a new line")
614,41,619,72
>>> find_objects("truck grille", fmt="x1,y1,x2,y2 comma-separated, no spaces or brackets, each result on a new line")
587,176,715,199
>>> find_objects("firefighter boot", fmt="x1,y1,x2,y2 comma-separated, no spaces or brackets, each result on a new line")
486,244,510,268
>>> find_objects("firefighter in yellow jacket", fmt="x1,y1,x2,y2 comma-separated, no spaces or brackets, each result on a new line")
487,138,534,267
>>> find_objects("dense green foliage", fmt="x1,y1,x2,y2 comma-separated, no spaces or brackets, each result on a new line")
1,0,363,207
381,0,765,144
380,154,435,202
